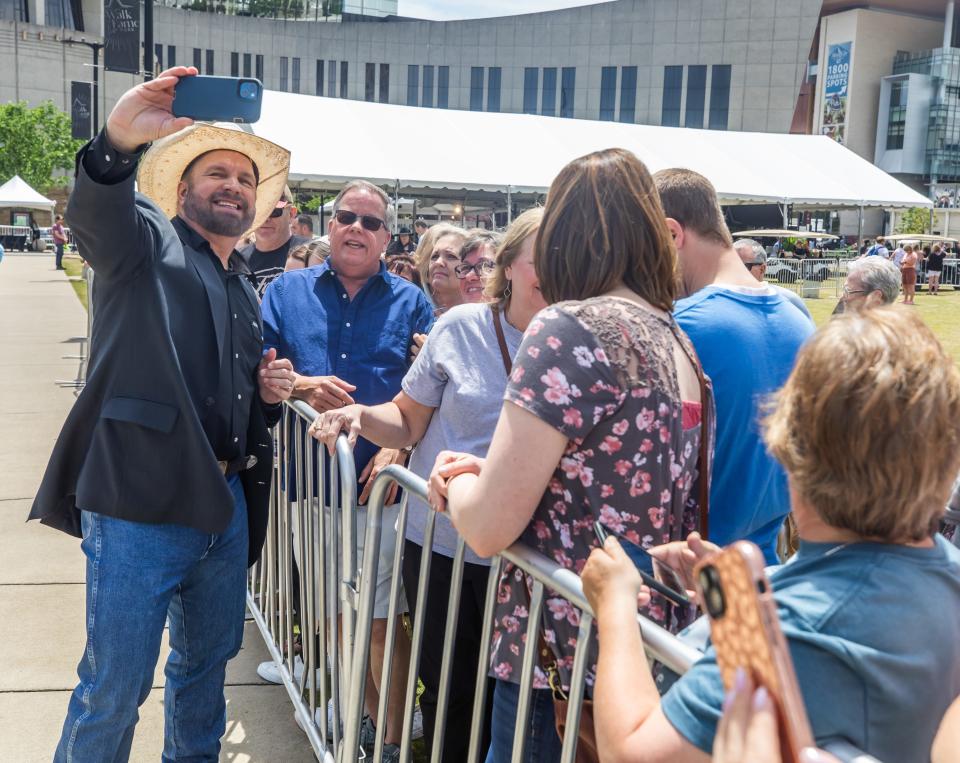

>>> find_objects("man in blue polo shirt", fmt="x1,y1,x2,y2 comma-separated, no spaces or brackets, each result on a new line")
261,179,433,756
655,169,813,564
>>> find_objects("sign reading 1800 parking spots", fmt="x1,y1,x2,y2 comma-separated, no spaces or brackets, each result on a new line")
822,42,851,145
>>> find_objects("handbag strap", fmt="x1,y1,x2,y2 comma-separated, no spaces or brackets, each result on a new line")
491,305,513,375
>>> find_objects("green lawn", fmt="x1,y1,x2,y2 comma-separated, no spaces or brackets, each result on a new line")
802,286,960,361
61,254,88,311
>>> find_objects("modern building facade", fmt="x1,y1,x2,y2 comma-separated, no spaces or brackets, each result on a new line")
4,0,960,234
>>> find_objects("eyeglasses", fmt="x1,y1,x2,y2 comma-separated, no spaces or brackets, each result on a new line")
268,207,286,218
842,286,868,296
454,259,495,279
335,209,387,232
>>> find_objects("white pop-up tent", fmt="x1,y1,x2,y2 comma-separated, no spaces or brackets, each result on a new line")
0,175,56,215
249,91,931,210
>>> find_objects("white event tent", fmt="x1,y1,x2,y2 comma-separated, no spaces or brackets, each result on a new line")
0,175,56,215
250,90,930,211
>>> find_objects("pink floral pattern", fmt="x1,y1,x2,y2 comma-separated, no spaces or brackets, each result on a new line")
489,298,712,692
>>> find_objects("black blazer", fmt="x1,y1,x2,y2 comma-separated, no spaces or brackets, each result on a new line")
29,148,278,566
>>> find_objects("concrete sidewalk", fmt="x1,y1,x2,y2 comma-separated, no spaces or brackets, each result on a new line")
0,255,315,762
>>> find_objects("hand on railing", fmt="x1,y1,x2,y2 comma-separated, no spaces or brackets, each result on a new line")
309,403,364,453
358,448,407,506
427,450,485,513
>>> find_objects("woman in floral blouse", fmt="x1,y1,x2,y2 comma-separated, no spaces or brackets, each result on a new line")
428,147,713,760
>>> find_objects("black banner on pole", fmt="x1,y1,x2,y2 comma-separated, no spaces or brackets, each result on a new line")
103,0,140,74
71,81,92,140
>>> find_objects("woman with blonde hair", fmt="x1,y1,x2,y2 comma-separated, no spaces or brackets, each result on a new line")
582,306,960,763
311,208,551,762
414,222,469,316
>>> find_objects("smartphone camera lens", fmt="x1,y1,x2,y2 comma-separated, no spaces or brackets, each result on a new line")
698,565,726,619
239,81,259,100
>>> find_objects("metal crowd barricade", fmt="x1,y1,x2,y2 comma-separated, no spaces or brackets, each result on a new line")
339,463,880,763
766,257,844,300
245,400,360,762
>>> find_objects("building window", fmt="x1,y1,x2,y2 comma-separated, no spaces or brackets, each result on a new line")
206,49,214,76
193,48,202,72
600,66,617,121
231,52,239,78
685,65,706,128
0,0,28,22
423,65,434,107
255,55,264,82
438,66,449,108
542,67,557,116
292,57,300,93
887,80,908,150
380,63,390,103
619,66,637,123
280,56,289,92
523,67,538,115
709,64,731,130
154,44,163,74
365,62,376,102
470,67,484,111
243,53,251,78
327,60,336,98
662,65,683,126
487,67,502,112
45,0,76,29
168,45,176,67
561,67,576,118
340,61,348,98
316,59,324,96
407,65,419,106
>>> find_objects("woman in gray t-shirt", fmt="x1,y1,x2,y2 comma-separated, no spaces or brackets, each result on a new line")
311,209,557,762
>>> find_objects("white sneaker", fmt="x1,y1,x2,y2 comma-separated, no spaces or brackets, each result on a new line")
256,655,324,688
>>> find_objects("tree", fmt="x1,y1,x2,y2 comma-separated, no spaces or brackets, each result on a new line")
0,101,84,192
895,207,930,235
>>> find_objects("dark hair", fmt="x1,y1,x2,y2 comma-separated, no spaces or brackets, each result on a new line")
180,149,260,185
535,148,678,311
296,214,314,231
460,229,502,262
653,168,732,247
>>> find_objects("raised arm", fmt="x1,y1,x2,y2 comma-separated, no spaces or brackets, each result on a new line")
65,66,197,282
309,391,435,454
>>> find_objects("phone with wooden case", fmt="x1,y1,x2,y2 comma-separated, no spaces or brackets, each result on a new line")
694,541,815,763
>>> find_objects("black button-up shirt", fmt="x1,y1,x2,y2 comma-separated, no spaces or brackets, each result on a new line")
82,129,276,462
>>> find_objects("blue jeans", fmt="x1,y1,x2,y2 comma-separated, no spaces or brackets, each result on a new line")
485,679,563,763
55,474,249,763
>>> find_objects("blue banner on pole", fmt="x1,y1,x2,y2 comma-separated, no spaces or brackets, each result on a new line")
822,42,851,144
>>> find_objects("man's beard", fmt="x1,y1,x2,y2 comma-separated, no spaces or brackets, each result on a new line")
182,188,255,237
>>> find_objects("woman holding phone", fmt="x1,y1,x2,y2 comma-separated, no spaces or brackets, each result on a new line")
581,306,960,763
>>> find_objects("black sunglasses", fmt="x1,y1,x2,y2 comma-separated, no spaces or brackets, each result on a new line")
268,207,286,218
335,209,387,232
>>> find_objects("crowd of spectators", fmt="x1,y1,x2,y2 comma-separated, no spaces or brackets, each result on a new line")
246,151,960,763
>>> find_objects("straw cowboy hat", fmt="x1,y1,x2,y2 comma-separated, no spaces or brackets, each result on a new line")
137,122,290,235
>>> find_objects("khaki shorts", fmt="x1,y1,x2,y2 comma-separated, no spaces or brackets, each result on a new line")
292,500,408,620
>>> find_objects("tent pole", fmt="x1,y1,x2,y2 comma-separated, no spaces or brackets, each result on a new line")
507,186,513,225
857,205,864,248
782,201,789,229
394,180,400,234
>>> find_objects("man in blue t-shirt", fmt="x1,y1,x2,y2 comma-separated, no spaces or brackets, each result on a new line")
260,180,433,752
654,169,814,563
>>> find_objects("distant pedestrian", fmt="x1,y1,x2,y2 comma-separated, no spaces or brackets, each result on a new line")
901,244,919,304
414,218,428,242
52,214,68,270
386,226,416,256
927,244,946,295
